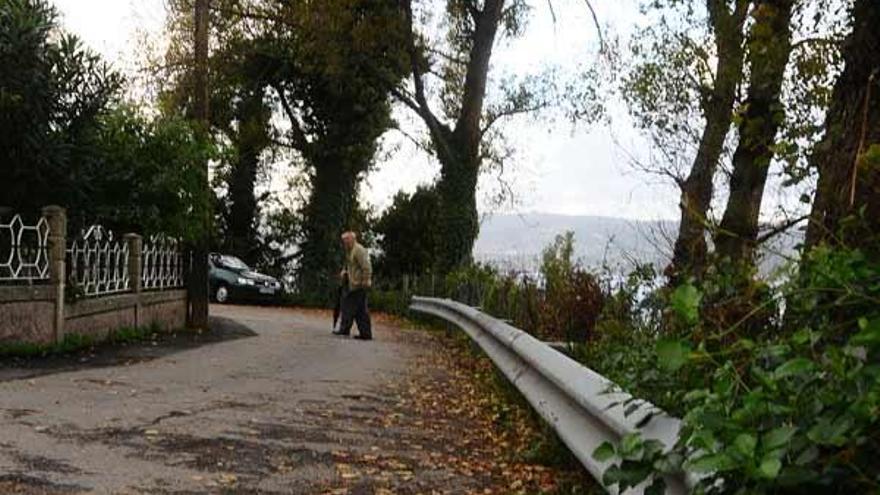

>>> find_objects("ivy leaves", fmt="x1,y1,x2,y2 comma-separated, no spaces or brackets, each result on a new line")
656,338,692,372
592,272,880,494
670,282,702,325
655,282,702,372
592,434,670,494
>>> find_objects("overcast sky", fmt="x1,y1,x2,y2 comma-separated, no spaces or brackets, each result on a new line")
53,0,682,221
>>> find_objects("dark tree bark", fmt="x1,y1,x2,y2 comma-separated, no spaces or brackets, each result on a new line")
805,0,880,255
296,138,367,296
714,0,794,266
257,0,408,296
227,86,270,267
668,0,750,283
189,0,211,328
397,0,506,272
274,79,388,295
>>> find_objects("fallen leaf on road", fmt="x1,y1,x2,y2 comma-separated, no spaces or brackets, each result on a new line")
218,473,238,485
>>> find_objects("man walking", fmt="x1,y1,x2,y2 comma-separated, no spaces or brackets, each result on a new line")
333,231,372,340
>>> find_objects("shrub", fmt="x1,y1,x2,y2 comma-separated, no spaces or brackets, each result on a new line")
589,246,880,494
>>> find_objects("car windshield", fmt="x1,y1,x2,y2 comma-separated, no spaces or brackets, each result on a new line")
219,255,249,271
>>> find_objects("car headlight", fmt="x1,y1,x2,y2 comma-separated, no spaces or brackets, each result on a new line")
237,277,255,286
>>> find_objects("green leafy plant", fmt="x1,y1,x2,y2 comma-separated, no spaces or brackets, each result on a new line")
591,247,880,494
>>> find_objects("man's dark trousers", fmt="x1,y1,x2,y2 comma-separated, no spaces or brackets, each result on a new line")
338,288,372,338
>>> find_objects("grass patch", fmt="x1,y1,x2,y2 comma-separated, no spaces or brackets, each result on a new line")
0,322,165,359
0,334,95,358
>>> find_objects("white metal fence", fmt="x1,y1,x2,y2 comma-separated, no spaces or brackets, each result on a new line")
142,235,185,291
0,214,50,282
67,225,130,297
2,208,187,297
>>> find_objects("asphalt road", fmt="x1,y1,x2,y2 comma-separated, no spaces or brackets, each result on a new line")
0,304,494,494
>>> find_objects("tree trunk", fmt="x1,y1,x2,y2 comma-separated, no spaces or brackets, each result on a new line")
436,1,504,272
297,158,357,296
714,0,794,267
805,0,880,255
399,0,506,273
227,87,268,267
668,0,749,283
436,132,481,270
296,122,373,295
189,0,211,328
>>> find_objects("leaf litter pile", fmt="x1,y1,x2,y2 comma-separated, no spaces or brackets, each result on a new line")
318,316,597,494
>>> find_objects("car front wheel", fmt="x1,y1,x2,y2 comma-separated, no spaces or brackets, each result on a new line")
215,285,230,303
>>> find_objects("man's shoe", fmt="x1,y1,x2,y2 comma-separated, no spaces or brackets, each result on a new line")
332,331,350,336
353,335,372,341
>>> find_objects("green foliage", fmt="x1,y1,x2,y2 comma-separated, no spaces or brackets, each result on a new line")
655,338,691,372
402,233,606,342
670,282,702,325
541,232,576,295
374,186,441,278
621,1,716,176
0,0,123,212
0,324,161,358
777,0,851,186
0,0,210,241
537,233,605,342
588,245,880,494
269,0,409,294
80,106,215,241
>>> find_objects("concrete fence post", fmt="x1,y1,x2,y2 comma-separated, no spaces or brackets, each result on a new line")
42,205,67,344
124,234,143,328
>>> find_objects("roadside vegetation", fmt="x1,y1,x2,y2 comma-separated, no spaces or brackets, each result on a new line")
0,323,165,359
3,0,879,493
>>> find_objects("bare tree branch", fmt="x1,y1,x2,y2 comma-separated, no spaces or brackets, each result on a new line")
399,0,454,156
270,84,310,152
427,46,468,66
480,102,549,136
582,0,605,54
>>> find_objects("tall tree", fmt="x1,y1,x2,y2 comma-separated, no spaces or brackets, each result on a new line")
805,0,880,254
394,0,529,272
667,0,750,282
189,0,211,327
714,0,795,266
225,85,272,266
159,3,277,268
255,0,409,294
0,0,122,214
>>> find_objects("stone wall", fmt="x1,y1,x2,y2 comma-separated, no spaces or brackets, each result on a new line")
0,206,189,347
0,286,55,344
63,290,187,340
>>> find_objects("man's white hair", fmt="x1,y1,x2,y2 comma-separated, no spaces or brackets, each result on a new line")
341,231,357,241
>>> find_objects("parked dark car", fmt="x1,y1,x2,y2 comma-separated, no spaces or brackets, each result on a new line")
209,253,282,304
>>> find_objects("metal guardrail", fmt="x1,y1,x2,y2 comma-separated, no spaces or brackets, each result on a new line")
409,296,688,495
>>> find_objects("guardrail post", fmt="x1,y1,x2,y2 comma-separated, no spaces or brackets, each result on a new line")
124,233,143,327
42,205,66,344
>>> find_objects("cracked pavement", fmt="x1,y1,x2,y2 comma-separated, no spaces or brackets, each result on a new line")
0,304,498,494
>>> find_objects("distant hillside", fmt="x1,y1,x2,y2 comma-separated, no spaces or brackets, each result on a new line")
473,213,677,272
473,213,801,275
